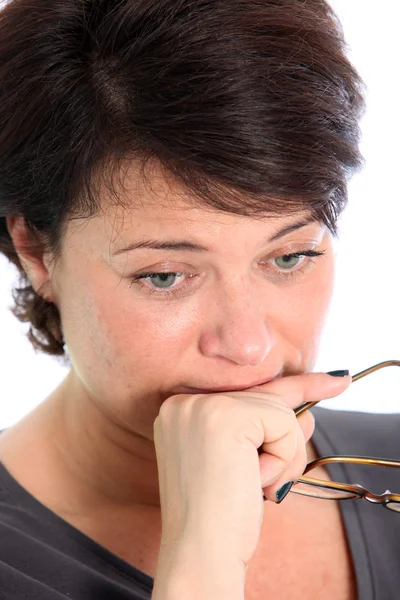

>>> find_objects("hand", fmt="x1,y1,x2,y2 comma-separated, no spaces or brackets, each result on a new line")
153,372,351,571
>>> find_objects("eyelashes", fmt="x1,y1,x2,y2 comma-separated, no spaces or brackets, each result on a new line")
129,249,327,298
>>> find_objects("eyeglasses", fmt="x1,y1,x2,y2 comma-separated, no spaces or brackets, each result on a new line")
292,360,400,512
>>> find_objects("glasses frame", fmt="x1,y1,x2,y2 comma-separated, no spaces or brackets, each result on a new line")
292,360,400,510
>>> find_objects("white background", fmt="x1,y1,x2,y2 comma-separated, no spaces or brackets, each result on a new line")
0,0,399,428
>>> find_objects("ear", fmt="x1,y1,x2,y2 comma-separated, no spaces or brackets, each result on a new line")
6,216,57,304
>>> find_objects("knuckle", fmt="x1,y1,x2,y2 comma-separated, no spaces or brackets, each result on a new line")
157,397,174,421
284,428,299,462
197,394,240,430
293,430,308,479
298,442,308,473
156,393,188,426
280,406,299,433
264,393,297,412
280,423,304,467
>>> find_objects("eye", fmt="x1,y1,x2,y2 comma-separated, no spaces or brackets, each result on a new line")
135,272,185,290
260,249,327,281
274,254,303,270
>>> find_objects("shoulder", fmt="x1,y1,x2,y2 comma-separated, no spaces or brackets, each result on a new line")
311,406,400,459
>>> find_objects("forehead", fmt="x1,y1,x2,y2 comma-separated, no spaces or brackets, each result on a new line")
66,159,320,252
96,159,316,231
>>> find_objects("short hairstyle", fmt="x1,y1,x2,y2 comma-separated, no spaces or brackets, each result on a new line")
0,0,366,360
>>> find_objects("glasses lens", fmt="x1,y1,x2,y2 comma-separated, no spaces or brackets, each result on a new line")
292,480,359,500
386,501,400,512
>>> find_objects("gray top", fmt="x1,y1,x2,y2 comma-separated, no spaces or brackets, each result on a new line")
0,407,399,599
311,407,400,600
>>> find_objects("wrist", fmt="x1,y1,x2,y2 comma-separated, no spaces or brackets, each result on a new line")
152,543,246,600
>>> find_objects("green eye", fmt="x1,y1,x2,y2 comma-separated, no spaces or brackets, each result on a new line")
275,254,302,269
129,271,190,297
146,273,182,288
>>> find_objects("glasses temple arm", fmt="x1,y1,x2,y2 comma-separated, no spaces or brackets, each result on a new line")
294,360,400,417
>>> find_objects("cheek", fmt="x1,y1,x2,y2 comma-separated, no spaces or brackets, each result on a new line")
302,258,335,362
105,298,199,359
275,254,335,356
58,271,204,418
60,269,200,381
298,267,334,329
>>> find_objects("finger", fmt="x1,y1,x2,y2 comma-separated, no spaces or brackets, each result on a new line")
297,410,315,443
261,421,308,503
256,409,314,454
255,407,299,488
250,371,352,410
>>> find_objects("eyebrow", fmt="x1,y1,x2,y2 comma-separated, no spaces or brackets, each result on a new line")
112,215,319,255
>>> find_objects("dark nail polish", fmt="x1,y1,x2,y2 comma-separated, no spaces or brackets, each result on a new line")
276,481,294,503
326,369,349,377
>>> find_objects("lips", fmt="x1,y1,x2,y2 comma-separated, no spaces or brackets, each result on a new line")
180,372,282,394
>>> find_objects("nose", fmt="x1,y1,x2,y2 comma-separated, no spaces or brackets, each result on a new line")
198,281,275,366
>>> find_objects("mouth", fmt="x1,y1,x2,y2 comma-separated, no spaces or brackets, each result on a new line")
179,372,282,394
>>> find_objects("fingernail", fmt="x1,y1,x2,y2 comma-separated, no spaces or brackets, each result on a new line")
276,481,294,503
326,369,349,377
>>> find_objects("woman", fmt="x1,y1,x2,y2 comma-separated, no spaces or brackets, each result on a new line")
0,1,398,598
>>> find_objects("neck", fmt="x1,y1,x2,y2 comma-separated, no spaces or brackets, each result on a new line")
47,371,162,509
0,370,162,520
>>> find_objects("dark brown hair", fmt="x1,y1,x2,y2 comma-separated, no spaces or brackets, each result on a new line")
0,0,366,361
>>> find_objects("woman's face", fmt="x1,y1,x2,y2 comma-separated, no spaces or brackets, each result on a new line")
39,167,336,439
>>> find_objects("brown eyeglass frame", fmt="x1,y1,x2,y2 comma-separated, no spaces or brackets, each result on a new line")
292,360,400,509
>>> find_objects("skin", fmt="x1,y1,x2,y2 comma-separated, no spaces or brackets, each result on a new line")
2,161,341,577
